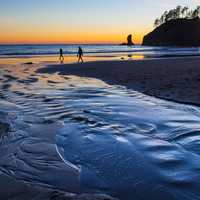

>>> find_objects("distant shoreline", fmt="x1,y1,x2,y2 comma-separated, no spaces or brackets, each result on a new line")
38,57,200,106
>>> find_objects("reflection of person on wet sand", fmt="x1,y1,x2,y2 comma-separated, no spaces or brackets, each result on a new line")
59,48,64,62
77,46,83,63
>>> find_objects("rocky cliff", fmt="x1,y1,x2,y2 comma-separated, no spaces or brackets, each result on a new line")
143,18,200,47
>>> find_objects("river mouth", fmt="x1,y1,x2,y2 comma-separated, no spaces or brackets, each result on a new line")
1,63,200,200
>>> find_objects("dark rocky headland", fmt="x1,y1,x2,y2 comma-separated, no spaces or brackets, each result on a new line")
143,17,200,47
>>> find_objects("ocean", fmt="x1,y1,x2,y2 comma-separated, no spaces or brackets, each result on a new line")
0,44,200,58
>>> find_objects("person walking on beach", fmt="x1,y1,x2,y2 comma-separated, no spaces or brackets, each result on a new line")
59,48,64,62
77,46,83,63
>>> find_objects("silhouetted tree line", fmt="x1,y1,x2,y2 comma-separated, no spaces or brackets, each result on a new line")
154,6,200,27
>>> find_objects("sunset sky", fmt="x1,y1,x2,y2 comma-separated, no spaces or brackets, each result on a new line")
0,0,199,44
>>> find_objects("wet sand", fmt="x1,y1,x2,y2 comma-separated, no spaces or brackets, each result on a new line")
0,63,118,200
0,173,117,200
1,56,200,200
38,57,200,106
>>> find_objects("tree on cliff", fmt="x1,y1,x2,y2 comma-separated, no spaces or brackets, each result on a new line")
154,6,200,27
181,7,189,18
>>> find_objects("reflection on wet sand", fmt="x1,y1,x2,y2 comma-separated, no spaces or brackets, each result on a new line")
0,53,145,65
1,60,200,200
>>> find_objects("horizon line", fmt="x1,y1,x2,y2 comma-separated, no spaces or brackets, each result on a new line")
0,42,141,46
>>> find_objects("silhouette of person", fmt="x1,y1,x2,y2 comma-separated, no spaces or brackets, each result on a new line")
77,47,83,63
59,48,64,62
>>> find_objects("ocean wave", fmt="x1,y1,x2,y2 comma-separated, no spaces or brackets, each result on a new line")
0,44,200,57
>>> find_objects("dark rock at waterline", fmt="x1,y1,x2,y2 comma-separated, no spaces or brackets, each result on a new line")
24,62,34,65
143,18,200,47
120,34,134,46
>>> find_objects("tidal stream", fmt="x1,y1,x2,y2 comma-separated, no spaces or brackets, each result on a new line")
0,63,200,200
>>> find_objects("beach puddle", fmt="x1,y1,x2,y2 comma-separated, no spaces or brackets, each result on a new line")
1,63,200,200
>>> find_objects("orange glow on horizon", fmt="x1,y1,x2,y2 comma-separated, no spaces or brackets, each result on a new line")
0,27,149,45
0,18,152,45
0,34,143,45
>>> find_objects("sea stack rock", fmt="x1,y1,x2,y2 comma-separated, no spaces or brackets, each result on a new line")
121,34,134,46
127,34,134,46
143,18,200,47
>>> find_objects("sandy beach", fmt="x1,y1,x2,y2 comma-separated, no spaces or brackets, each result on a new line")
1,57,200,199
38,57,200,106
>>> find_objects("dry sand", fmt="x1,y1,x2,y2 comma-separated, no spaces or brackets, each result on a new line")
38,57,200,106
